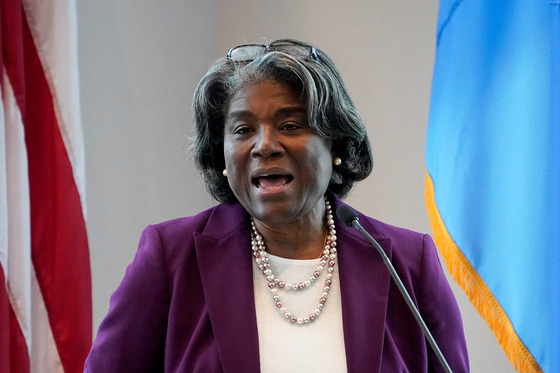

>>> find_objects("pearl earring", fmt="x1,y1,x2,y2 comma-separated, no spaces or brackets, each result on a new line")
223,169,228,177
333,157,342,166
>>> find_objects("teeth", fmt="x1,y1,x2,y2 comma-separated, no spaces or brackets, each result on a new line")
256,174,291,189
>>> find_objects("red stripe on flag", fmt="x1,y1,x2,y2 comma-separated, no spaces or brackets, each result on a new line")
0,268,30,373
2,2,92,372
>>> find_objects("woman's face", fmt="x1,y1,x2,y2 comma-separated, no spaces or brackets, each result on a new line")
223,79,333,226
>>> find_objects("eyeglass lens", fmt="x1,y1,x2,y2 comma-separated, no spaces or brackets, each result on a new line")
228,43,319,63
228,45,267,61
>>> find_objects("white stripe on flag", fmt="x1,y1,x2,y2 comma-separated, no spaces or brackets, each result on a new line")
1,70,64,372
30,265,64,373
22,0,87,216
0,72,9,294
1,69,32,352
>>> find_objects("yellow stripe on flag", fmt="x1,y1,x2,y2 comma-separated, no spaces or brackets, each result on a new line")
425,171,541,373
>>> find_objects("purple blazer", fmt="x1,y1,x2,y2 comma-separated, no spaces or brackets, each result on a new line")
85,196,469,372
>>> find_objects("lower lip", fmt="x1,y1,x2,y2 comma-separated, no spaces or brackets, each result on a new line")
254,182,291,196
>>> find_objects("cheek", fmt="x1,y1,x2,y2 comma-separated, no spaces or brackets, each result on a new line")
313,139,334,167
222,139,236,169
303,139,333,182
223,141,248,181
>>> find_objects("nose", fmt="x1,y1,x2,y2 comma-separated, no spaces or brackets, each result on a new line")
251,126,284,158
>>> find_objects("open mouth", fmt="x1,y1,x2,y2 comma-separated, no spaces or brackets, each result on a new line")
253,174,294,189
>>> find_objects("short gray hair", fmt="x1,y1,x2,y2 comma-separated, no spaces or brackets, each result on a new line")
191,39,373,203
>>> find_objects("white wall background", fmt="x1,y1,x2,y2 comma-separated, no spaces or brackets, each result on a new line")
77,1,515,371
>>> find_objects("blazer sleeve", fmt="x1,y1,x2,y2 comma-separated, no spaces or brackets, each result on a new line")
84,225,170,372
419,234,470,373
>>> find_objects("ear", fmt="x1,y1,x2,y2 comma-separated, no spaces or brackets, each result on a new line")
329,139,339,161
328,138,335,155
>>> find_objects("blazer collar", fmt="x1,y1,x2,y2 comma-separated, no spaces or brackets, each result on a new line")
194,198,393,373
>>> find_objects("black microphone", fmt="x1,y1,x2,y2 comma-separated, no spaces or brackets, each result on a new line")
336,205,453,373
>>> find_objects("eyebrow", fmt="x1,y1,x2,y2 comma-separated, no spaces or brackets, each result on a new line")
274,106,307,119
226,106,307,121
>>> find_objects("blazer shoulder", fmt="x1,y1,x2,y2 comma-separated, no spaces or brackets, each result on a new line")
144,202,248,245
357,214,437,268
362,214,429,246
150,205,216,235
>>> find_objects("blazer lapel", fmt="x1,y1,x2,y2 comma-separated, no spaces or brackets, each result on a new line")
334,198,393,373
193,198,393,373
194,203,260,373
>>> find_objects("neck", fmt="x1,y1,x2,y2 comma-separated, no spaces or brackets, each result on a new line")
252,199,328,260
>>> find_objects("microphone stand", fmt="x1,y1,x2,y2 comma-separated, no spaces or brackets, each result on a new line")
343,212,453,373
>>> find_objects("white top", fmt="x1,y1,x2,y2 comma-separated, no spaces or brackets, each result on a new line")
253,253,348,373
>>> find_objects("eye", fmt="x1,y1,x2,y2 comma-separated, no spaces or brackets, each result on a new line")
280,122,302,131
233,125,252,136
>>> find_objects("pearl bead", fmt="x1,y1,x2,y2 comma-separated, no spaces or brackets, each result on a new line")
250,195,337,326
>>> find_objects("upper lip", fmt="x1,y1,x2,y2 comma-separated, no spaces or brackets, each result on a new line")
251,167,293,184
251,167,292,179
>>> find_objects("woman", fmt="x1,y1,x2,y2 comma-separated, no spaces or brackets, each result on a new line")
85,39,469,372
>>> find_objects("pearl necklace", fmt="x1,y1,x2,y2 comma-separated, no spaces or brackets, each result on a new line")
250,196,337,325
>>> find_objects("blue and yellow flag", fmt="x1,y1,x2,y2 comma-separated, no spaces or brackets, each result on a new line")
425,1,559,372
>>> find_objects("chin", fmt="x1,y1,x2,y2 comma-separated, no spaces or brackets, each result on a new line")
246,200,297,224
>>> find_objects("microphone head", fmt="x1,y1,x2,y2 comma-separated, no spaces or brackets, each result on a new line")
336,205,359,227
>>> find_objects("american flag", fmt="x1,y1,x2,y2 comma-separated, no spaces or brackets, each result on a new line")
1,1,92,371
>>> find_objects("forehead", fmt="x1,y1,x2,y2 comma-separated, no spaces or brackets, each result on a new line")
226,80,304,116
